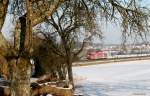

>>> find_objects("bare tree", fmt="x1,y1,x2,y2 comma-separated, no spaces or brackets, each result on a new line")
32,1,105,88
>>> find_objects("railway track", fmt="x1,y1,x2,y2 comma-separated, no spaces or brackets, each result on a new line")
73,55,150,67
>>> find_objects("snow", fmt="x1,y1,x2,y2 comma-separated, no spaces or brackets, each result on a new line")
73,60,150,96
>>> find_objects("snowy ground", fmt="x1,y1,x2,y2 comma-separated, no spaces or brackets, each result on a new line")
73,60,150,96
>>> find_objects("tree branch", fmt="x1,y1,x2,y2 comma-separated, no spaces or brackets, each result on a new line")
32,0,65,26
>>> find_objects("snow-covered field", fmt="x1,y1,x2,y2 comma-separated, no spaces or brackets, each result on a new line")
73,60,150,96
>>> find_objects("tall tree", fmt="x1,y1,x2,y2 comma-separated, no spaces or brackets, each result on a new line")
44,0,101,87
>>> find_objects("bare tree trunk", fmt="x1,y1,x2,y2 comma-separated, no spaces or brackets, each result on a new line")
0,0,8,29
67,63,74,87
10,13,32,95
10,58,31,96
66,55,74,88
10,0,32,94
0,0,9,81
58,67,66,81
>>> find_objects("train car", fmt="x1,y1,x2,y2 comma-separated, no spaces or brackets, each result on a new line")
86,50,107,60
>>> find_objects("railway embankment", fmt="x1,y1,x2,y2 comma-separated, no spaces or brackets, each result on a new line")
73,55,150,67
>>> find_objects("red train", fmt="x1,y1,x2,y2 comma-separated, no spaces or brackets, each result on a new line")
86,50,107,60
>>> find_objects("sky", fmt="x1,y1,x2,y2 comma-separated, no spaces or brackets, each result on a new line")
101,0,150,44
101,21,122,44
141,0,150,7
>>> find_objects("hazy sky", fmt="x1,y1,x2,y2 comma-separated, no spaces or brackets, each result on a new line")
102,22,121,44
102,0,150,44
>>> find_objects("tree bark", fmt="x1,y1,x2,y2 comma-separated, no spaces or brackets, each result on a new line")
10,57,31,96
66,54,74,88
67,63,74,87
0,0,8,29
32,0,65,26
10,0,32,94
0,0,9,80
